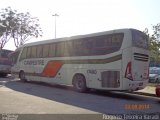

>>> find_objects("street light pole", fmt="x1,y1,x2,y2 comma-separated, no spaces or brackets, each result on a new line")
52,14,59,39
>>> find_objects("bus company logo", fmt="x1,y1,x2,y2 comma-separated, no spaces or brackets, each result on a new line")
87,69,97,74
2,114,18,120
24,60,44,66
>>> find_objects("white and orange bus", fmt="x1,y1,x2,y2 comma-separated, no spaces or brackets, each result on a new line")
10,28,149,92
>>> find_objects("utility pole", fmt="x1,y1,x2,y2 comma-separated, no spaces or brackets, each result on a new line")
52,14,59,39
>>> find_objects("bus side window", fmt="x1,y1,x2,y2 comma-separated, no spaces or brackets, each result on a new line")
111,33,123,50
31,46,37,58
26,47,31,59
49,43,56,57
73,40,83,56
19,47,27,61
64,41,73,56
37,45,43,58
56,42,65,57
43,44,50,57
73,39,92,56
82,39,92,55
92,35,108,55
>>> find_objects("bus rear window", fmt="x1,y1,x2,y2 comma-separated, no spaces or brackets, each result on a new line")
132,29,149,49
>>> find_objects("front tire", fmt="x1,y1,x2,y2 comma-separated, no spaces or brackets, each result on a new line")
73,74,87,92
19,71,27,82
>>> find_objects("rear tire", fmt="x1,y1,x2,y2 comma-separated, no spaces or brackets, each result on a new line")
156,78,159,83
19,71,27,82
73,74,87,92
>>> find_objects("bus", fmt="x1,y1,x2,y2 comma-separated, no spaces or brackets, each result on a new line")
10,28,149,92
0,49,13,77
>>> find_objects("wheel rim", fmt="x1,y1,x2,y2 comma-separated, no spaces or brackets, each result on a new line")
75,75,85,90
76,79,83,89
20,72,25,80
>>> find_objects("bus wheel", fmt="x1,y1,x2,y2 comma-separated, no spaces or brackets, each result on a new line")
19,71,26,82
156,78,159,83
73,74,87,92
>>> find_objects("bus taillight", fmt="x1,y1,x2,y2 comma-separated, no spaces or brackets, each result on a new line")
125,62,133,80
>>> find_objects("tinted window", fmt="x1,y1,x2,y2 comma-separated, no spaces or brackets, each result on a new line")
132,29,149,49
18,33,123,58
0,50,12,58
61,33,123,56
92,33,123,55
31,46,37,58
56,42,65,57
150,69,160,75
64,41,74,56
11,50,20,64
43,44,50,57
73,38,92,56
37,45,43,58
20,47,27,60
26,47,31,58
49,43,56,57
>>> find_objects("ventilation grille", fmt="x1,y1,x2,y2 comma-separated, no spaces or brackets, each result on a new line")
134,53,149,62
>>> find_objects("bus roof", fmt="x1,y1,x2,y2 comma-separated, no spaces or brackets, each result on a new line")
19,28,137,48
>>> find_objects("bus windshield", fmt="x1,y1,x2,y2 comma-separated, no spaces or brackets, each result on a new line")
0,49,13,65
131,29,149,49
9,50,20,64
0,50,12,58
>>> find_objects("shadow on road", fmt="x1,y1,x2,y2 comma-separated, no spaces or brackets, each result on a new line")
7,80,145,100
5,80,159,114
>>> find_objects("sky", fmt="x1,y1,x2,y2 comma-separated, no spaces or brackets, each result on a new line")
0,0,160,50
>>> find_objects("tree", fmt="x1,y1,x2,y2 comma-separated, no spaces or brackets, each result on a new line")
0,7,43,49
0,7,15,49
0,22,9,49
12,12,43,48
144,23,160,63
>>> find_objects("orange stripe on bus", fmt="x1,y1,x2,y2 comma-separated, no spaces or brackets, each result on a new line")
42,61,64,77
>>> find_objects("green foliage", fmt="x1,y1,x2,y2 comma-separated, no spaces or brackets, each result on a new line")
0,7,43,49
144,23,160,63
0,7,13,49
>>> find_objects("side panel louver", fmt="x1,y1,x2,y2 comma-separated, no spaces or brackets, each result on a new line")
134,53,149,62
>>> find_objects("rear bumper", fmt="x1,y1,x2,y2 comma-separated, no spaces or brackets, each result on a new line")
123,79,149,91
0,69,11,74
0,66,11,74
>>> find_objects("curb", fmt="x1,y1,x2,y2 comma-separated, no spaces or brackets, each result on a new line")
132,91,157,97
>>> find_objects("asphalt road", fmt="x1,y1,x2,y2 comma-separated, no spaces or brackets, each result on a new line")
0,77,160,120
